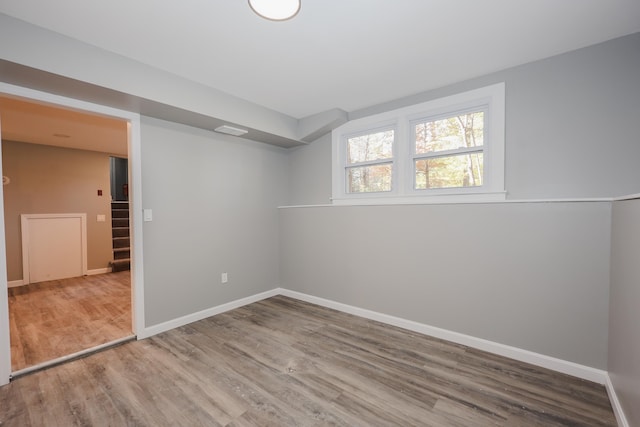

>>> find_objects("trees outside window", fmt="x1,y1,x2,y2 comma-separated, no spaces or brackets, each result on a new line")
413,111,485,190
346,129,394,193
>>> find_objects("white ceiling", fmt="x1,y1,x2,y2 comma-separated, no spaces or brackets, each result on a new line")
0,0,638,120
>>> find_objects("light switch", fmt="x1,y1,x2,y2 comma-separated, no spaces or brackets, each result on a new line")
97,214,106,222
143,209,153,222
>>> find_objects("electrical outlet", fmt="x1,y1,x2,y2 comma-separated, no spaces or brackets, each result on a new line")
221,272,228,284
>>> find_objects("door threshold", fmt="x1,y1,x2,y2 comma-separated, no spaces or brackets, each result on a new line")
10,334,136,380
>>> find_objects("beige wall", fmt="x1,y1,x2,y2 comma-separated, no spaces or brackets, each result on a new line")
2,140,113,281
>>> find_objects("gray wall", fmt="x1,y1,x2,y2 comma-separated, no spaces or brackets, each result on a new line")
288,133,332,206
140,117,288,326
609,198,640,425
281,34,640,371
280,202,612,368
288,33,640,206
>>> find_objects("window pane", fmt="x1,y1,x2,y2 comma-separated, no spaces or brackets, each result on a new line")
348,164,392,193
347,130,394,164
415,112,484,154
415,153,483,189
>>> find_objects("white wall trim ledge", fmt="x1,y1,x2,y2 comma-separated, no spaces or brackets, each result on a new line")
137,289,280,339
278,289,609,385
278,197,614,209
605,375,630,427
613,193,640,201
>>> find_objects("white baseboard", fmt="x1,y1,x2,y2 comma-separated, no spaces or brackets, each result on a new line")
605,374,630,427
8,270,111,287
87,268,112,275
138,288,281,340
135,287,609,386
278,289,609,385
7,279,24,288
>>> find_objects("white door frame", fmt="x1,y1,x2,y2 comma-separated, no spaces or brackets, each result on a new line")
0,82,145,385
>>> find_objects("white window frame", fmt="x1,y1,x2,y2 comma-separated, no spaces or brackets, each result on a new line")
332,83,505,205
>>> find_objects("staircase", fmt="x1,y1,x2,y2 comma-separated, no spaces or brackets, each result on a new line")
111,201,131,272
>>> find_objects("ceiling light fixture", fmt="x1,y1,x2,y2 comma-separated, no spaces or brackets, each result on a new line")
214,125,249,137
248,0,300,21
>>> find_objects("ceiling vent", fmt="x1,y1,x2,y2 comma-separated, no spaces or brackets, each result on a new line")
214,125,249,137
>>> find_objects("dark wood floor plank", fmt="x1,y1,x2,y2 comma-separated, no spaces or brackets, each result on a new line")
0,295,616,426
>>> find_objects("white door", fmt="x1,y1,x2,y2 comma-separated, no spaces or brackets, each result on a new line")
21,214,87,284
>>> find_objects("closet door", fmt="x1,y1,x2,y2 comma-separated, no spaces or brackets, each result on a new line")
21,214,87,284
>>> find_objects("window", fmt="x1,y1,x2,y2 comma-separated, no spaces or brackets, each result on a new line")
412,110,485,190
345,128,394,193
332,83,505,204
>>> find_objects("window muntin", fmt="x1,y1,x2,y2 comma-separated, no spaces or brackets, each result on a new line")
412,110,485,190
345,129,394,193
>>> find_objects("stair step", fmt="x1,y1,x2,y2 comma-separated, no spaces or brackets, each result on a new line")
113,249,130,260
111,201,131,262
112,218,129,227
112,237,130,248
111,258,131,272
112,227,130,238
112,209,129,218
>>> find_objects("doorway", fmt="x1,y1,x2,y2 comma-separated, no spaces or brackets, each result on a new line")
110,157,131,273
0,84,145,383
111,156,129,202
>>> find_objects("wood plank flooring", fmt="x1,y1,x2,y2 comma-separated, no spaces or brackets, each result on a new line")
8,271,132,371
0,295,616,426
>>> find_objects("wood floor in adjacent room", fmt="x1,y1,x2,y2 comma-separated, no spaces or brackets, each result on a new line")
0,295,615,426
8,271,133,372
